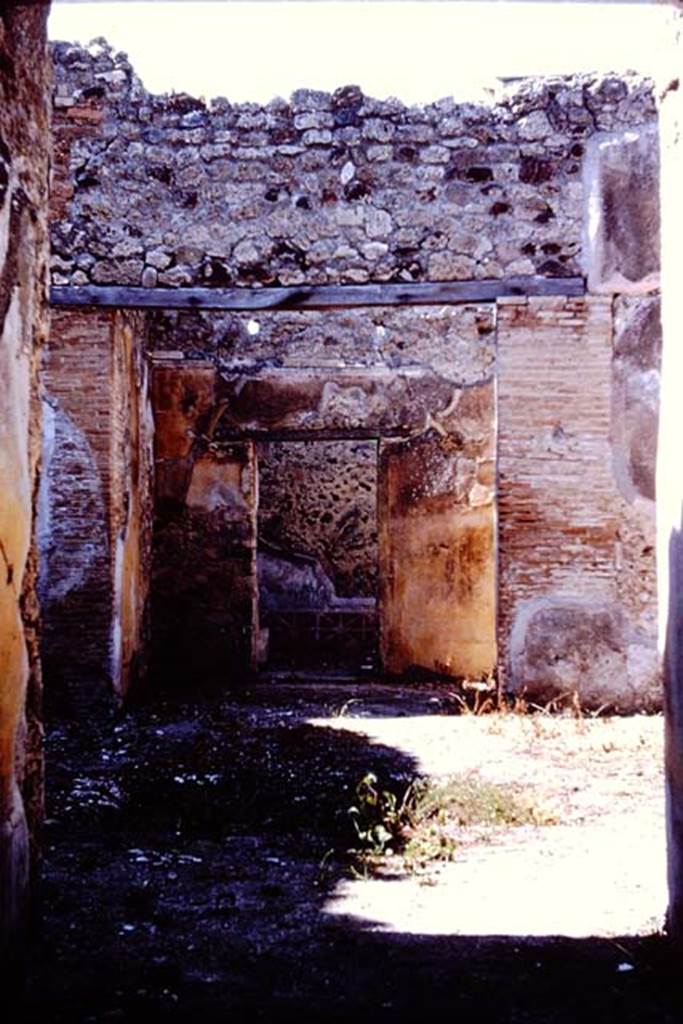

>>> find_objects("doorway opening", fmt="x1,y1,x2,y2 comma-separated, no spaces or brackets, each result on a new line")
256,439,379,677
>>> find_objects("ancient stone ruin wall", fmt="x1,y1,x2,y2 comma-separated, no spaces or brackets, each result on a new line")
40,309,153,706
0,4,51,950
46,40,661,708
148,305,497,681
49,39,655,290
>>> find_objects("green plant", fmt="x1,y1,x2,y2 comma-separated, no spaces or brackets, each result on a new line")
347,772,413,855
345,769,557,875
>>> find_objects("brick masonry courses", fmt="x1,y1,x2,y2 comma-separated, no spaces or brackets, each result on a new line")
497,296,659,711
41,308,153,707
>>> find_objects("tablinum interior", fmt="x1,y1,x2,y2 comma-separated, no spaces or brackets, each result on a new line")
256,439,379,674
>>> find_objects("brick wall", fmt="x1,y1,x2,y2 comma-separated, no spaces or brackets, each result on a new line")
41,309,115,707
40,309,152,707
497,296,659,710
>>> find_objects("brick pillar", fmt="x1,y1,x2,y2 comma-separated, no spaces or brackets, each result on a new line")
496,295,657,711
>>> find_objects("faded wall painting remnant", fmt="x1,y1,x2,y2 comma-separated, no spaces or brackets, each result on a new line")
150,362,258,683
257,440,378,673
379,382,496,679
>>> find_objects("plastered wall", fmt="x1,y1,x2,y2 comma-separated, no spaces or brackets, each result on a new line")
0,3,51,949
150,361,258,682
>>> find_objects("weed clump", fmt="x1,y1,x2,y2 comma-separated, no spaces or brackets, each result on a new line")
346,770,553,876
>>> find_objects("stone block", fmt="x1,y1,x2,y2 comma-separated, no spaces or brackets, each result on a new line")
583,124,660,294
509,598,629,707
612,295,661,503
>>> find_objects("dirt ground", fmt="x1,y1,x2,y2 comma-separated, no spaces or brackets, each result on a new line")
16,683,683,1023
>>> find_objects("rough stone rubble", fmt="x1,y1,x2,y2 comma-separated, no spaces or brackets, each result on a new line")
50,38,656,290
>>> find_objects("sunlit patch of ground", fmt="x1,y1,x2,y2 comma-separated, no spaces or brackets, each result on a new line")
310,712,666,938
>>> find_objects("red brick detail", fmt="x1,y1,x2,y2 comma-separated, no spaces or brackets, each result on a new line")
496,296,617,679
66,105,104,124
42,309,151,703
50,108,105,223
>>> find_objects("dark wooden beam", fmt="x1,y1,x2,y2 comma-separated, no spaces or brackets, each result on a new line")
50,276,585,312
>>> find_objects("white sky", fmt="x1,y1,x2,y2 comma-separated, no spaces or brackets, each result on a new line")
49,1,671,104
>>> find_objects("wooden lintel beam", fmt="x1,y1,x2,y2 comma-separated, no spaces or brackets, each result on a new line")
50,276,585,312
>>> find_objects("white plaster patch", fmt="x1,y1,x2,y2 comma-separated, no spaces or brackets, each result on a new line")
111,533,125,690
37,399,56,600
340,160,355,185
38,402,108,603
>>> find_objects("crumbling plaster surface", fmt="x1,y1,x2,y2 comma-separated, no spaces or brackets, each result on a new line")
0,4,50,948
151,364,258,682
612,295,661,506
379,382,496,679
50,39,655,290
149,304,495,436
110,311,154,699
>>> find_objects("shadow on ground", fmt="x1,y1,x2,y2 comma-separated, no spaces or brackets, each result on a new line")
18,684,682,1023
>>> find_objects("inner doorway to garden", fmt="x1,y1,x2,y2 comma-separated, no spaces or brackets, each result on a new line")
256,439,379,676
